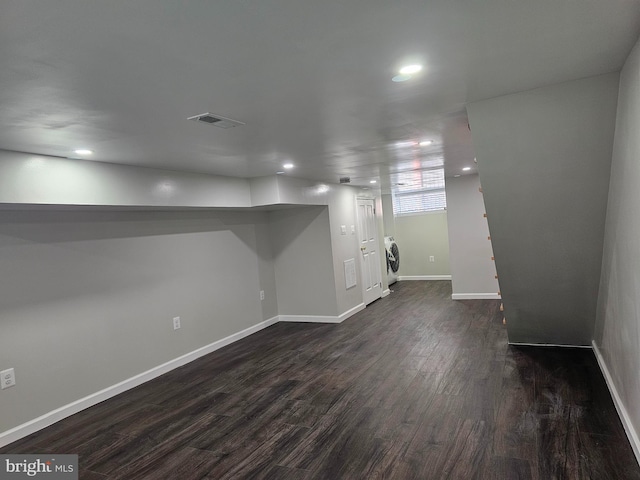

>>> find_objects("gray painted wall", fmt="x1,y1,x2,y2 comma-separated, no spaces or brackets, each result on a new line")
268,206,339,316
446,174,499,297
595,36,640,448
0,150,251,207
393,212,451,277
0,209,274,433
467,72,619,345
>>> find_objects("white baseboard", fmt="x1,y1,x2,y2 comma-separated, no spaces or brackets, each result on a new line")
339,303,366,321
279,303,366,324
508,342,591,348
452,293,501,300
382,289,391,298
398,275,452,281
592,341,640,466
278,315,342,323
0,315,280,449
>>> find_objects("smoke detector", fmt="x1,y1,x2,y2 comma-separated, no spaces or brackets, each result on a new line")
187,112,245,129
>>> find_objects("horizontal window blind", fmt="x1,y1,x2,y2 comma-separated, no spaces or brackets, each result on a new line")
392,168,447,215
393,189,446,215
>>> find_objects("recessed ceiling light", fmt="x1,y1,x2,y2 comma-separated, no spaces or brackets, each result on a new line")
276,171,285,175
399,64,423,75
283,163,294,169
463,167,471,171
454,175,461,178
392,74,412,83
370,180,377,184
419,140,432,146
74,149,93,155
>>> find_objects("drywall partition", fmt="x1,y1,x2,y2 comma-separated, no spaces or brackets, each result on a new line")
268,206,339,318
270,175,368,317
255,217,279,320
446,174,499,299
381,194,396,237
376,196,390,293
329,187,365,315
394,211,451,279
275,175,329,206
595,36,640,462
467,72,619,345
250,176,281,206
0,150,251,207
0,209,275,436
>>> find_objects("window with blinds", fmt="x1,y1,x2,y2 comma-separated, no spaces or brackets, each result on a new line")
392,168,447,215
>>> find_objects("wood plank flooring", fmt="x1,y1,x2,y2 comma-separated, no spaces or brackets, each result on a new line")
2,281,639,479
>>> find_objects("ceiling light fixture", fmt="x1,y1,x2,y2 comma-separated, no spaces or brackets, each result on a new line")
454,175,461,178
283,163,294,169
276,171,285,175
370,180,377,184
392,63,424,82
392,74,412,83
399,64,423,75
74,149,93,155
463,167,471,171
419,140,432,146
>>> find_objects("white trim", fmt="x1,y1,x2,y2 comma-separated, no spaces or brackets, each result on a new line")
398,275,452,281
382,288,391,298
452,293,502,300
339,303,366,321
0,316,279,449
508,342,591,348
279,315,341,323
279,303,366,324
592,341,640,466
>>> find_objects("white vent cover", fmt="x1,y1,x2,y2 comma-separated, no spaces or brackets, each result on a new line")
187,112,245,129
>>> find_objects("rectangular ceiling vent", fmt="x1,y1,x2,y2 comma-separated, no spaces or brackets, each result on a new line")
187,112,245,129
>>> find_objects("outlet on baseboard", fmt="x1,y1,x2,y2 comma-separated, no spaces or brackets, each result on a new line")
1,368,16,389
173,316,181,330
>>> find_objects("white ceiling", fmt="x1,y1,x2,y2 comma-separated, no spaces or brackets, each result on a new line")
1,0,639,191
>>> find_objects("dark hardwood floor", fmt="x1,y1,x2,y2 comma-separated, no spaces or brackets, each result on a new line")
2,281,639,479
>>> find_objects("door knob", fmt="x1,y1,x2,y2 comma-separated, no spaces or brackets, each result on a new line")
360,246,367,251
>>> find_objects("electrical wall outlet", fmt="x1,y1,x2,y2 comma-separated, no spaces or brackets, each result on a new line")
1,368,15,389
429,256,435,262
260,290,265,300
173,316,181,330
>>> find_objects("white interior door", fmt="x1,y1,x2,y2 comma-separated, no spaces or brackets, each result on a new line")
357,198,382,305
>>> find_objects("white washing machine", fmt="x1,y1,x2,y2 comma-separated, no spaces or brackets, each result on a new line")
385,236,400,285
